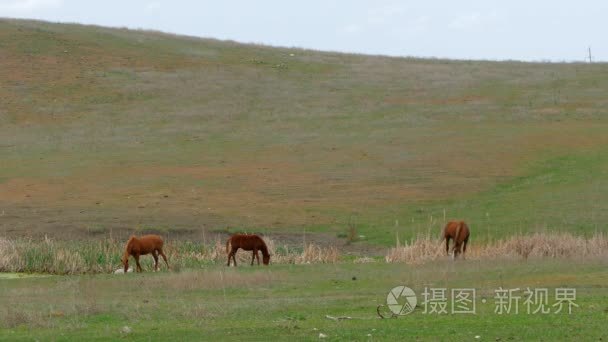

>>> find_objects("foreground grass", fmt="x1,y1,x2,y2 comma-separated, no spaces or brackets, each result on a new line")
1,260,607,341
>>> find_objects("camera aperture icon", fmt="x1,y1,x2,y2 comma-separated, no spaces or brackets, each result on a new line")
387,286,417,315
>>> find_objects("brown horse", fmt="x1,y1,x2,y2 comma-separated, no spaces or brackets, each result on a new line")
441,221,470,259
122,235,169,273
226,234,270,266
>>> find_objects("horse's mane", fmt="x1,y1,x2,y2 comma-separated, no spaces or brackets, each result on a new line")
125,235,137,249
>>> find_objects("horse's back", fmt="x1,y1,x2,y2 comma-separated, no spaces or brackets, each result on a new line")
138,234,162,241
444,221,470,240
137,234,164,250
230,233,262,242
443,221,459,237
456,221,470,240
229,234,265,249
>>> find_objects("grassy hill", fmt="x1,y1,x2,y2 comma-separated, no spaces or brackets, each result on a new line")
2,19,608,245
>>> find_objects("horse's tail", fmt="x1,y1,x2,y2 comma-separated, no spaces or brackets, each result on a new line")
454,222,463,243
226,236,231,254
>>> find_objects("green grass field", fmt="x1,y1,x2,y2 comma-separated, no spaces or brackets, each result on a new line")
2,19,608,340
1,260,607,341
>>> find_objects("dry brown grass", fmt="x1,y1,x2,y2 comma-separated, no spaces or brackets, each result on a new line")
386,232,608,264
176,238,340,266
0,236,341,274
2,231,603,274
353,256,376,264
0,238,20,270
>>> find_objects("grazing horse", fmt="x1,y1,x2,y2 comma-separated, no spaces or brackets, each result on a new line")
226,234,270,266
122,235,169,273
441,221,470,259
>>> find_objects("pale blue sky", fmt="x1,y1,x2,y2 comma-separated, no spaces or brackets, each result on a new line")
1,0,606,61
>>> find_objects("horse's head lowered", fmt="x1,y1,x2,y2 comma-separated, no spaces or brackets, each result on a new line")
122,253,129,273
263,254,270,265
122,236,134,273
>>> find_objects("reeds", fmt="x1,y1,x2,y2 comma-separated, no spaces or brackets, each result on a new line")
385,231,608,264
0,236,341,274
1,231,604,274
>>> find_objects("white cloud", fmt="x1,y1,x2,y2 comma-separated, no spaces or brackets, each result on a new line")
0,0,63,13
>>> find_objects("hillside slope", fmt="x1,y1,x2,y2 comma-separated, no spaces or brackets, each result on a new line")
1,19,608,244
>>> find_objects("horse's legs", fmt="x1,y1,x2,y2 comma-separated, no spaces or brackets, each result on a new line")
135,254,143,272
228,247,238,267
158,249,169,269
250,249,260,266
451,240,460,260
454,240,466,260
445,237,451,255
227,250,234,266
152,250,159,271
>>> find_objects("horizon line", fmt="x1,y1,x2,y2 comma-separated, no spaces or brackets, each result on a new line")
2,16,605,64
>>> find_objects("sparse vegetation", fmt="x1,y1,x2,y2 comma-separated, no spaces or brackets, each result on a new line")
1,19,608,244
